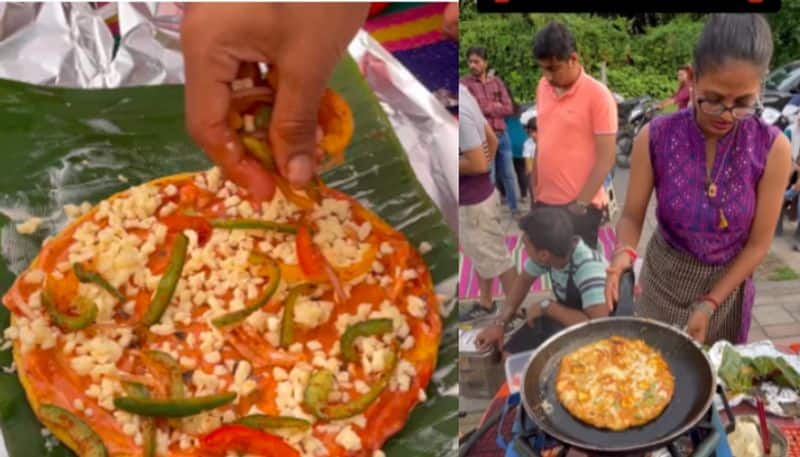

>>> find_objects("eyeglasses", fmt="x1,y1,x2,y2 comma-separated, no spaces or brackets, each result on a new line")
696,98,758,120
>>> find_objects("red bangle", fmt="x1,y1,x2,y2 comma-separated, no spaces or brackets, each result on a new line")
701,294,720,310
614,246,638,262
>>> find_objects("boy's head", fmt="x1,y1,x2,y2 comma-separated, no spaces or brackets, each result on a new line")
526,117,538,141
518,207,575,267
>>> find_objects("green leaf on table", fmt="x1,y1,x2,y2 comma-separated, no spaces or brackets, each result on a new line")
774,357,800,391
719,346,755,394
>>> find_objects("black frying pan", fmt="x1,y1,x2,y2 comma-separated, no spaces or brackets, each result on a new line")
519,316,717,454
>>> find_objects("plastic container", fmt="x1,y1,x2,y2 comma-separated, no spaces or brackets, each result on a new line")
505,349,535,394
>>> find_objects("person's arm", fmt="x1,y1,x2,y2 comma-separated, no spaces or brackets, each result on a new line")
489,80,514,118
605,124,655,308
575,92,617,206
576,134,616,205
497,272,537,324
704,135,792,307
459,148,489,175
485,123,498,162
541,302,607,327
459,123,497,175
658,97,676,110
544,259,610,325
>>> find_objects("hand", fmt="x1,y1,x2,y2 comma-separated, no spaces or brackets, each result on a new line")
181,3,368,197
475,324,504,351
686,301,713,344
793,180,800,192
567,201,588,216
604,252,634,311
526,302,543,325
442,3,458,41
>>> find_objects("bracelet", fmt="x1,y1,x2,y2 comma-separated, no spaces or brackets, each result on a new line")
690,300,715,318
701,294,720,310
613,245,638,262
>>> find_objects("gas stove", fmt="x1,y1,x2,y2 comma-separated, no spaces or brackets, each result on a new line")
508,406,734,457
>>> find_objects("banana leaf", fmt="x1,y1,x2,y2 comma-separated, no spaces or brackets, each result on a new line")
718,346,755,395
0,56,458,457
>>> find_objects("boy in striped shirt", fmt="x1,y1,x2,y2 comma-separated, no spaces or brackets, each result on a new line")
476,206,609,355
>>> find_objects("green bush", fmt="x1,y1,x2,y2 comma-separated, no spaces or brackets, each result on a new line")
460,6,800,103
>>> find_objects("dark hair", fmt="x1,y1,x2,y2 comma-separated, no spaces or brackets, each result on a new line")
466,46,488,61
518,207,574,257
533,21,577,61
526,117,537,131
693,14,773,78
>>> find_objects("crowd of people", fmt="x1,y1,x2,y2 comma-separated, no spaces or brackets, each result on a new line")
460,13,796,358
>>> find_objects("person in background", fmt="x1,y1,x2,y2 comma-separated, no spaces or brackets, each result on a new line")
475,207,609,356
659,65,693,110
459,84,518,321
605,14,792,344
779,114,800,251
181,3,369,197
521,114,538,209
461,46,521,217
504,97,531,208
531,21,618,249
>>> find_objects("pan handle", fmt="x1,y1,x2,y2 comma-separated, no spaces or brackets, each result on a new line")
716,384,736,434
690,428,720,457
613,268,635,317
513,436,541,457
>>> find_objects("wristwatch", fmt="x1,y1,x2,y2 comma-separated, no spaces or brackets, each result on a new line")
539,299,553,311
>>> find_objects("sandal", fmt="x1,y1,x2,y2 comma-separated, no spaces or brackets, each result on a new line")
458,301,499,322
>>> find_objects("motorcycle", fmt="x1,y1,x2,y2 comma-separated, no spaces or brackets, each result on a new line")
760,101,799,131
615,96,660,169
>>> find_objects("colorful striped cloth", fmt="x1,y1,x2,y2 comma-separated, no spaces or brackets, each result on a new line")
364,2,457,106
458,226,618,299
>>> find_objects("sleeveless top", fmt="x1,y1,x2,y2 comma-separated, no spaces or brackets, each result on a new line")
649,109,779,266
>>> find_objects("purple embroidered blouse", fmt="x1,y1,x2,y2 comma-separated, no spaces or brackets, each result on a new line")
649,109,779,266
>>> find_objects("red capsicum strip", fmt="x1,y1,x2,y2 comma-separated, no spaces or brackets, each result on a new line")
160,214,212,246
296,226,324,279
200,424,299,457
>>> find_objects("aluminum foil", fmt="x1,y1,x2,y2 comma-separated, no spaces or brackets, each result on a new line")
0,2,457,232
709,340,800,418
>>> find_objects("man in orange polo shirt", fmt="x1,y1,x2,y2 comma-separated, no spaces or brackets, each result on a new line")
532,21,617,249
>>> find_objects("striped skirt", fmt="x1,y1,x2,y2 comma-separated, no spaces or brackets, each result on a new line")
636,232,750,344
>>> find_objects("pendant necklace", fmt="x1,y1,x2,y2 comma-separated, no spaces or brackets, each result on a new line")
705,123,739,229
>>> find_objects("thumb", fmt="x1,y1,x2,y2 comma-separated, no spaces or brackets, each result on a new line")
269,66,327,188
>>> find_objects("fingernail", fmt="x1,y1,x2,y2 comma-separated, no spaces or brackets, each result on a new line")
287,154,313,187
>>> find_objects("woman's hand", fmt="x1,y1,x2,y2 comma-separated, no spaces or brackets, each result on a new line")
604,251,634,311
181,3,368,197
686,300,714,344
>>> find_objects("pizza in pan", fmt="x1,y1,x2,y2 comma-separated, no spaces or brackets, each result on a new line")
555,336,674,431
1,78,441,456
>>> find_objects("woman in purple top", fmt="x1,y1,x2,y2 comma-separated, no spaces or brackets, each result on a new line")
605,14,792,345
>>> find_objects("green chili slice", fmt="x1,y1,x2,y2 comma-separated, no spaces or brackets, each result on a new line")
212,256,281,328
72,263,125,302
113,392,236,418
210,218,296,234
340,319,394,363
39,404,107,457
234,414,310,431
141,233,188,326
42,288,98,332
